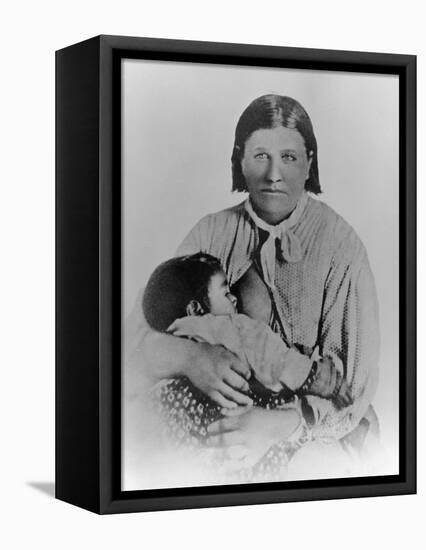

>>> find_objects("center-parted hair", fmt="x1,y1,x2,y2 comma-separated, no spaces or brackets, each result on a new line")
231,94,321,194
142,253,223,332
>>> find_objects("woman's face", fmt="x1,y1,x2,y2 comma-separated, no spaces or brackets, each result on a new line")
241,126,312,225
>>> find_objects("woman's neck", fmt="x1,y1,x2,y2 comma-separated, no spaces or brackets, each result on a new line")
250,202,295,226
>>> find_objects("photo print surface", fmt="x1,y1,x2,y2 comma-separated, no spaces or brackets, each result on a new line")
122,58,399,491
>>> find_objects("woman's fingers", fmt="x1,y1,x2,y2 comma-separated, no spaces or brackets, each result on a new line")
208,390,239,409
333,380,354,409
223,370,250,393
230,359,251,380
334,390,353,409
189,344,252,406
219,382,253,406
208,384,252,408
221,405,252,417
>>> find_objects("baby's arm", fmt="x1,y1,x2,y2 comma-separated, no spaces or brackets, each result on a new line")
238,316,351,409
236,315,312,391
269,351,353,409
256,337,353,409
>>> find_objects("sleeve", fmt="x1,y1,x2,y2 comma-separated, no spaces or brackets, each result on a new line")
123,286,155,393
235,315,312,391
302,234,380,440
175,215,212,257
167,315,243,355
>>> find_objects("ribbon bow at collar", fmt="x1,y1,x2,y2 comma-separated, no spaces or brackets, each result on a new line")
244,193,307,290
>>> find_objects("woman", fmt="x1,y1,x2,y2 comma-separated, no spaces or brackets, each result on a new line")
126,94,380,479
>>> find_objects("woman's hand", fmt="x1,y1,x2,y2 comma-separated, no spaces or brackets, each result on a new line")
185,342,253,408
127,325,252,408
206,406,301,468
309,358,354,409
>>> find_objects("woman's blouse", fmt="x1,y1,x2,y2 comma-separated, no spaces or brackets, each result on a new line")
175,193,380,440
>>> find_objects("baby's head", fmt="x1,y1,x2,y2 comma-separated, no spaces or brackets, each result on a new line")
143,253,237,332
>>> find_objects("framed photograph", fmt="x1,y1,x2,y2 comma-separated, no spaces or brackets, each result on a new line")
56,35,416,514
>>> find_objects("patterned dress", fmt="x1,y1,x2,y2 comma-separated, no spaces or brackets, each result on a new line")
152,376,306,481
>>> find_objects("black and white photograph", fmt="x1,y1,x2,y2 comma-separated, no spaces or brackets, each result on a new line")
122,58,400,491
3,0,423,542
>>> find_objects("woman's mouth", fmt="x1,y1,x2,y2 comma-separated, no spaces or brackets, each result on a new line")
260,189,286,195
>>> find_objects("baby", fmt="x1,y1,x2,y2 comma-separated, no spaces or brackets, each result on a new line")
143,253,352,450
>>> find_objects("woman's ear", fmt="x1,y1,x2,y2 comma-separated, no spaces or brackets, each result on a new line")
186,300,205,317
305,151,314,181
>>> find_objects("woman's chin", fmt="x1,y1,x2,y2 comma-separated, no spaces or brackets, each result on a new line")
254,198,293,224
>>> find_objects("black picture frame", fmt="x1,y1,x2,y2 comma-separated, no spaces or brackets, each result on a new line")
56,34,416,514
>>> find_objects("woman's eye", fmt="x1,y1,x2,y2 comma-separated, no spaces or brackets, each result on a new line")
282,153,297,161
254,153,268,160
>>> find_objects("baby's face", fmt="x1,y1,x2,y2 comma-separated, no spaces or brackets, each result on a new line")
207,270,237,315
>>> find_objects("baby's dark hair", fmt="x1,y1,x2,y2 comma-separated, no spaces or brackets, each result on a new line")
142,253,223,332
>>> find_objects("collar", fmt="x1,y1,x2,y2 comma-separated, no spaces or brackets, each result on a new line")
244,192,307,289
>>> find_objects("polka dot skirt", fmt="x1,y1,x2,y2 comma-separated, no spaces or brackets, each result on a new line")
151,376,303,481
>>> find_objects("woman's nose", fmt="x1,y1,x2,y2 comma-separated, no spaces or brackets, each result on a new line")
230,294,238,308
265,158,282,183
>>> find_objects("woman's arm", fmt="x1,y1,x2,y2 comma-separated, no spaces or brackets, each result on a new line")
206,406,302,467
301,235,380,440
124,290,252,408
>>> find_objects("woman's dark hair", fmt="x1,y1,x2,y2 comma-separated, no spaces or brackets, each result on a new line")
231,94,321,194
142,253,223,332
